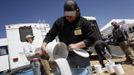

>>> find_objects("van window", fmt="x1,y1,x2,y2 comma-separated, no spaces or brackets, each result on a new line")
0,46,8,56
19,26,33,42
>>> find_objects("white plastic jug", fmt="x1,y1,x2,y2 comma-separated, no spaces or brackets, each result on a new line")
113,64,125,75
94,64,103,74
106,64,115,74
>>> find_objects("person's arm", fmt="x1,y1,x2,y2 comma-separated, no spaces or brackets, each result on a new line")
121,27,132,46
124,30,129,38
43,22,58,43
104,42,112,55
112,30,118,45
68,41,86,51
68,20,96,51
41,42,48,52
82,20,96,47
42,20,59,52
124,30,132,42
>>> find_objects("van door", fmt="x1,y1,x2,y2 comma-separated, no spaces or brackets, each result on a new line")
0,46,9,72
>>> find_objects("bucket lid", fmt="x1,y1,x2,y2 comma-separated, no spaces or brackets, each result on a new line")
73,49,89,58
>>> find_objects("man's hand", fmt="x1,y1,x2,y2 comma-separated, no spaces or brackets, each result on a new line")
41,42,47,52
68,41,86,51
41,42,50,56
35,48,42,55
69,44,78,49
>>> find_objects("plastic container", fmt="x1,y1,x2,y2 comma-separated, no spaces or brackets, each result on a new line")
113,64,125,75
16,69,34,75
106,64,115,74
94,64,103,74
46,42,68,61
105,59,115,74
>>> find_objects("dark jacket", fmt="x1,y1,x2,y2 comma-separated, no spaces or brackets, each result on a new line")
43,16,96,68
112,26,129,43
44,16,95,47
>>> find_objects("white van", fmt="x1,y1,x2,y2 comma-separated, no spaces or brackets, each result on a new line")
0,23,50,73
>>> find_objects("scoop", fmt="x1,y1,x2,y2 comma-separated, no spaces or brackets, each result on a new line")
73,49,89,58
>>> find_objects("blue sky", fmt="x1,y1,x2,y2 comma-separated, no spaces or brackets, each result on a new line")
0,0,134,38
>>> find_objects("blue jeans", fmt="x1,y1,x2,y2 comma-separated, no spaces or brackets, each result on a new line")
31,61,41,75
31,58,42,75
71,66,92,75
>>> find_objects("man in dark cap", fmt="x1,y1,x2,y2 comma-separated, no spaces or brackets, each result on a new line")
41,0,96,75
111,21,134,65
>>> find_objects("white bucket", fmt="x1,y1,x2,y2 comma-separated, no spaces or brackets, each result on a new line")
55,58,72,75
46,42,68,61
113,64,125,75
106,64,115,73
94,65,103,74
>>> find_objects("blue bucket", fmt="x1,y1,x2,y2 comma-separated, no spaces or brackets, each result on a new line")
16,69,34,75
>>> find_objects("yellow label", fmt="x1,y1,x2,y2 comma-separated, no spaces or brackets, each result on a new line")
74,29,82,35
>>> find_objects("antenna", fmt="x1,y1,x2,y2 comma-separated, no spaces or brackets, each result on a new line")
38,19,41,23
38,19,46,24
42,19,46,23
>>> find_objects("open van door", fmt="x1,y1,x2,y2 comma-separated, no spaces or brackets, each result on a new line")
0,38,9,72
84,16,102,40
84,16,102,54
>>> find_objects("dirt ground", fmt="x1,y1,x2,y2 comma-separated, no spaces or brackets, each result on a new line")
49,55,134,75
91,57,134,75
